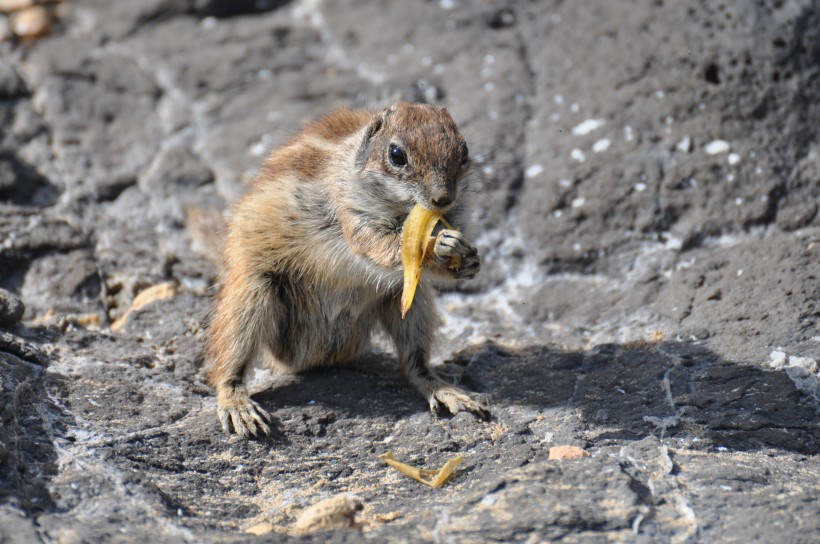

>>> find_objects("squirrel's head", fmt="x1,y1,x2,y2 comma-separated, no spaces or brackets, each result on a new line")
356,102,470,213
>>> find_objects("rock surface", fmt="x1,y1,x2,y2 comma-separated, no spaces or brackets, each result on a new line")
0,0,818,542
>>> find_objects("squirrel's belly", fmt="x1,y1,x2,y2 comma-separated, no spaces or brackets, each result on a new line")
267,281,382,370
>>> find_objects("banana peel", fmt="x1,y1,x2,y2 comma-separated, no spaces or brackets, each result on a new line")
379,451,463,488
400,205,462,319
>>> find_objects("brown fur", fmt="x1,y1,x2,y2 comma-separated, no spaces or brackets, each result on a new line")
204,102,484,438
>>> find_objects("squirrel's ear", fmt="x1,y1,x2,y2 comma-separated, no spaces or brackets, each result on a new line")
355,108,389,169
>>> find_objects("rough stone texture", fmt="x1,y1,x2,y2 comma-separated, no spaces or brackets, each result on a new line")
0,287,24,324
0,0,818,542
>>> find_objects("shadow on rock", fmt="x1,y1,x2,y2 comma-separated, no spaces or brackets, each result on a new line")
453,341,819,455
253,352,425,431
0,151,60,208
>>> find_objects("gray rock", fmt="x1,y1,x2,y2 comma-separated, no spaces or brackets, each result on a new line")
0,287,23,325
0,59,26,99
0,0,817,541
0,151,58,206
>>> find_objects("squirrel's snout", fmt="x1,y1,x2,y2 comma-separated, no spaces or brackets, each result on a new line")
428,186,455,210
430,193,454,209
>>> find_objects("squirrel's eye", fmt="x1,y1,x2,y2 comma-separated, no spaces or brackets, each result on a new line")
389,144,407,167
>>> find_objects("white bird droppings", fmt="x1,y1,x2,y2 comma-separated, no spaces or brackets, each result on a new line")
727,153,741,165
635,182,647,192
525,164,543,178
571,197,586,208
592,138,611,153
572,118,606,136
570,148,586,162
704,140,731,155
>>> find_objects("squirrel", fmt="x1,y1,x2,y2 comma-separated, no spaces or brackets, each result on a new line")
204,101,486,438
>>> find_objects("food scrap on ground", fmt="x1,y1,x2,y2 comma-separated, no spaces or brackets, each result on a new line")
110,281,179,332
380,451,463,488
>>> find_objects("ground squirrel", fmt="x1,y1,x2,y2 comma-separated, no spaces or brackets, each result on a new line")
204,101,485,438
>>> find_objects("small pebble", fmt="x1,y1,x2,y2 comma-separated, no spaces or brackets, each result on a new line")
570,148,586,162
549,445,590,460
572,118,606,136
525,164,543,178
704,139,730,155
10,5,49,39
592,138,610,153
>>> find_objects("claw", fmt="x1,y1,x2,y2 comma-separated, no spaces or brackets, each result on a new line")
218,408,231,434
217,390,272,438
229,409,249,438
432,385,489,419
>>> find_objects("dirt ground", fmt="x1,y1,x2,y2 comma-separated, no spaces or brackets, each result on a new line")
1,1,818,542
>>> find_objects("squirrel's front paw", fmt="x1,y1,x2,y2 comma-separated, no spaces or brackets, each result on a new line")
433,229,480,279
216,385,272,438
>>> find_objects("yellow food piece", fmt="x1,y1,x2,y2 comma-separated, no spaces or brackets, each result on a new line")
379,451,463,488
400,205,442,319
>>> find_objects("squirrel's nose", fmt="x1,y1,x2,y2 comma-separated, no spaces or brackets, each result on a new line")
430,191,454,209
